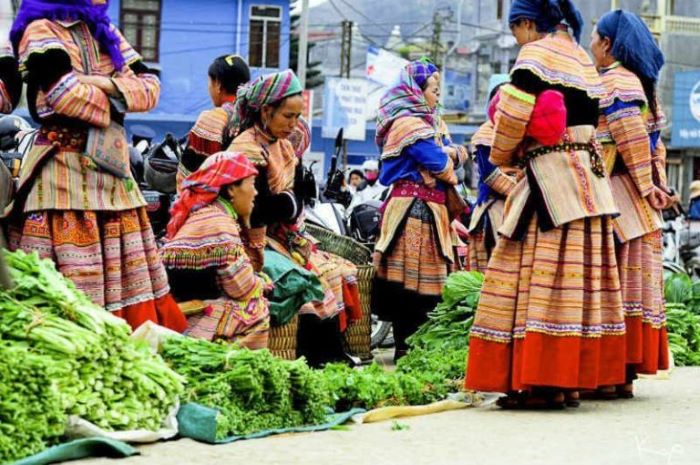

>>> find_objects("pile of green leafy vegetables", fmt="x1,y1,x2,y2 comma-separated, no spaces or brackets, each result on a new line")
0,250,184,463
664,273,700,366
161,336,329,439
319,271,483,411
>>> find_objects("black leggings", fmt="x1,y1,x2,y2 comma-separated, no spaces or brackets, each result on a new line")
372,278,440,352
296,314,346,368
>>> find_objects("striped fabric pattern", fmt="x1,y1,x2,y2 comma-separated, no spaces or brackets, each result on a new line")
228,126,298,194
499,126,619,238
512,34,606,101
161,202,270,344
597,64,664,242
375,196,453,263
43,71,110,127
9,207,171,312
617,230,669,373
21,142,146,213
11,18,159,214
466,215,627,391
177,103,237,190
490,84,535,166
375,200,450,296
380,116,437,160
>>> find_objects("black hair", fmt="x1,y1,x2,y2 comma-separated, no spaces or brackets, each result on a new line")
208,55,251,95
488,82,507,102
348,169,364,180
640,77,659,120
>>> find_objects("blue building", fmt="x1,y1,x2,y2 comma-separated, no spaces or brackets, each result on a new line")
104,0,291,137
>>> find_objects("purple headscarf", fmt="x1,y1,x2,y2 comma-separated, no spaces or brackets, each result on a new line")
10,0,125,70
376,60,440,150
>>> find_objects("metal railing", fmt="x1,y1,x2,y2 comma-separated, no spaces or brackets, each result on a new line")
640,14,700,36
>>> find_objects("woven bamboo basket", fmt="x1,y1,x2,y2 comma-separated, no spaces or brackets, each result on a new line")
269,314,299,360
305,223,374,360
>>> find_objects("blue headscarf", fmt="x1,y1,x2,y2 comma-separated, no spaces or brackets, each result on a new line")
10,0,125,70
508,0,584,43
596,9,664,82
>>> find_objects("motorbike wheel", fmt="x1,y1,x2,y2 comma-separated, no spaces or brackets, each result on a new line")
370,314,392,349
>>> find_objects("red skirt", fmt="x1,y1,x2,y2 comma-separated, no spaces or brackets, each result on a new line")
465,215,626,392
8,207,187,332
616,230,669,374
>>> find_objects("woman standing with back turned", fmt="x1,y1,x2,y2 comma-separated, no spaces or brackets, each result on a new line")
465,0,626,409
591,10,672,398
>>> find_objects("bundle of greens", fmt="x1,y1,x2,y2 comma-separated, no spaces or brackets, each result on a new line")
0,344,66,463
160,336,329,439
665,302,700,366
0,250,184,450
663,273,700,366
319,272,482,411
407,271,483,351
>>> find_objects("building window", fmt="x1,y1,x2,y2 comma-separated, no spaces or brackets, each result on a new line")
249,5,282,68
120,0,162,63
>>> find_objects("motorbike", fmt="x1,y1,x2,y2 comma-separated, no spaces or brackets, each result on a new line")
662,209,700,278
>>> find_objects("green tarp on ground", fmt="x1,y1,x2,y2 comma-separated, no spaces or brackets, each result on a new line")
12,437,138,465
176,403,364,444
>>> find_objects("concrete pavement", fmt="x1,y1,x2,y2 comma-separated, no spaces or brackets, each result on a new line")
77,367,700,465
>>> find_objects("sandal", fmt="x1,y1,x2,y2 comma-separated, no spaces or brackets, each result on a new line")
496,390,566,410
565,391,580,408
616,383,634,399
580,386,619,401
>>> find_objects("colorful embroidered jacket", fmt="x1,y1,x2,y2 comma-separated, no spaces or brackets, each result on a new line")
490,33,618,239
177,101,237,190
160,199,270,334
468,121,516,236
0,42,21,114
375,116,464,263
597,63,666,242
7,19,159,216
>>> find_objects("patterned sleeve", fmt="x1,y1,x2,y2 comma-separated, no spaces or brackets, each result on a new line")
652,137,668,190
43,71,111,127
603,99,654,197
107,26,160,113
489,84,536,167
20,20,111,127
186,108,228,156
217,249,266,301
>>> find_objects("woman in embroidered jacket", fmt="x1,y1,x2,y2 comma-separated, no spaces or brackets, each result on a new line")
591,10,673,397
469,81,517,273
176,55,250,190
161,152,270,349
373,60,468,361
4,0,186,332
227,70,362,366
465,0,627,408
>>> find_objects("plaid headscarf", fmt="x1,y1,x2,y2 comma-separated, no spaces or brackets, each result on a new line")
231,69,303,136
167,152,258,239
376,60,439,150
11,0,125,69
597,10,664,82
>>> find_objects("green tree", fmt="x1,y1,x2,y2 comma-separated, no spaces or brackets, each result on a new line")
290,1,324,89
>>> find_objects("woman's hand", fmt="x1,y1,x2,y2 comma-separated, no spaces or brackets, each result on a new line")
78,75,118,96
501,166,525,181
646,186,671,210
443,146,458,162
